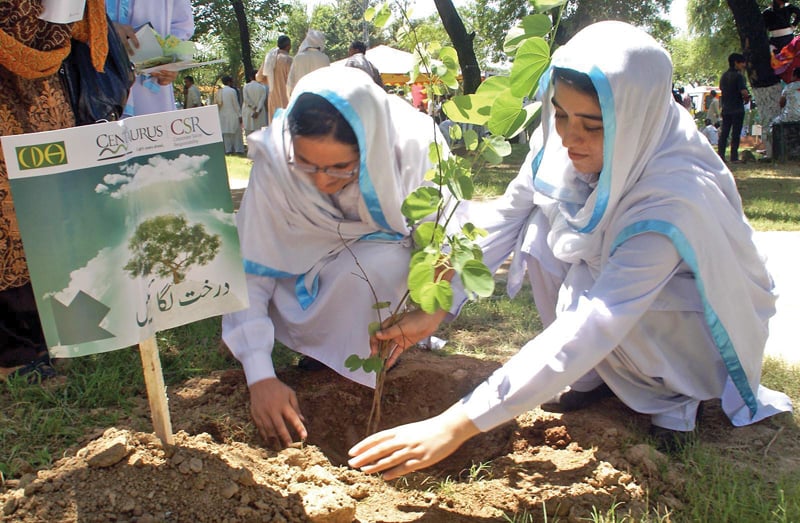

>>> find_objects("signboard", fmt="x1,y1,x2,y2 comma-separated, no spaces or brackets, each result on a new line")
2,106,248,358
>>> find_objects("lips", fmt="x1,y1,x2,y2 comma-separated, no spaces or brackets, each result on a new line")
568,150,587,162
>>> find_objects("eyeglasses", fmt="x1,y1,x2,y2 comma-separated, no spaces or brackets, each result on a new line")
283,130,359,180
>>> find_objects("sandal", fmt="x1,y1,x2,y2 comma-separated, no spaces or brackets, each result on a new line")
7,352,57,383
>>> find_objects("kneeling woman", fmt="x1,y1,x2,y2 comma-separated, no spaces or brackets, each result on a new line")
223,67,446,447
349,21,793,478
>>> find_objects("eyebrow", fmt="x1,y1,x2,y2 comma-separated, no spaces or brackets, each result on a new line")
551,97,603,121
294,149,358,168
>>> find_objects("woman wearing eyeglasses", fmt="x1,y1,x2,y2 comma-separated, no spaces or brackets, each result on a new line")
222,66,446,447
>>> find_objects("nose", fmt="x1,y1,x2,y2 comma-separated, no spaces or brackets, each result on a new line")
560,121,584,148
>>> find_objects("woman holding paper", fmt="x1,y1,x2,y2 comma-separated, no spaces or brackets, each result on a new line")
107,0,194,116
222,66,448,447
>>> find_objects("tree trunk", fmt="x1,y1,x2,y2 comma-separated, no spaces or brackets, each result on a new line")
232,0,254,81
434,0,481,94
726,0,779,88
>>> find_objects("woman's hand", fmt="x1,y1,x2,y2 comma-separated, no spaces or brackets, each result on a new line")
370,308,448,368
248,377,307,447
113,22,139,55
347,404,479,479
150,69,179,86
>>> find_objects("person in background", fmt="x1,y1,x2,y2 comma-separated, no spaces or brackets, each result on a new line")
772,66,800,126
681,87,693,112
719,52,751,163
348,21,792,479
0,0,108,380
221,67,450,447
762,0,800,53
345,40,384,88
215,75,244,155
706,89,721,126
183,75,202,109
242,72,268,144
258,35,292,125
701,118,720,146
107,0,194,116
286,29,330,96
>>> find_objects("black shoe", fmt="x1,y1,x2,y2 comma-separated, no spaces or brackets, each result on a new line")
297,356,327,371
649,425,695,454
541,383,615,413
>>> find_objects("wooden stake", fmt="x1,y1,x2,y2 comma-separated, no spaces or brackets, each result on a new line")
139,336,174,446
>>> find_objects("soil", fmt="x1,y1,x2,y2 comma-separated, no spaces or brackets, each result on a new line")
2,349,798,523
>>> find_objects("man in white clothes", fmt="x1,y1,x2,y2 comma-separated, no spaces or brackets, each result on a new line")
242,72,268,144
286,29,330,96
215,75,244,154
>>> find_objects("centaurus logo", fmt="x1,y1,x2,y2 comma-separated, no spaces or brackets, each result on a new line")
15,142,68,170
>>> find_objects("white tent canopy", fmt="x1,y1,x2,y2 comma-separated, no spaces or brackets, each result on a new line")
331,44,415,75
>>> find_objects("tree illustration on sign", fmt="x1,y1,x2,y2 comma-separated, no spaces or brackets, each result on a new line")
123,214,221,284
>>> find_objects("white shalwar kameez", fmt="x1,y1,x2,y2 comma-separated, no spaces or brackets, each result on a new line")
286,30,331,96
458,22,792,433
222,67,446,389
216,85,244,154
106,0,194,116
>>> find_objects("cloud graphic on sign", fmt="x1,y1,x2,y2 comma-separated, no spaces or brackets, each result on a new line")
45,246,122,307
209,208,236,226
94,153,209,198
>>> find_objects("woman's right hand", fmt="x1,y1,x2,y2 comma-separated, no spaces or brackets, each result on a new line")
112,22,139,55
370,308,448,368
248,377,307,447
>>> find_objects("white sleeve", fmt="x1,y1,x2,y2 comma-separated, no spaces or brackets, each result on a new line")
169,0,195,40
460,232,682,432
221,273,279,385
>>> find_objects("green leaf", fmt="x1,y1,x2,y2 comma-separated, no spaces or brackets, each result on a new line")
475,75,510,98
464,129,479,151
372,301,391,310
450,244,477,272
402,186,441,221
503,14,552,53
345,354,363,372
414,280,454,314
461,222,488,241
412,221,445,249
408,262,435,303
364,6,375,21
368,321,381,336
486,135,512,157
443,95,492,125
460,259,495,298
487,91,526,137
533,0,568,12
428,142,445,164
373,3,392,28
510,37,550,99
453,173,474,200
363,356,384,373
448,123,463,141
439,46,459,72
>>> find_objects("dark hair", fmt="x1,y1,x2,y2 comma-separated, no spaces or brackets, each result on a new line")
793,67,800,79
184,75,194,83
551,67,598,98
350,40,367,54
728,53,745,68
288,93,358,146
221,75,233,86
705,118,712,126
278,35,291,50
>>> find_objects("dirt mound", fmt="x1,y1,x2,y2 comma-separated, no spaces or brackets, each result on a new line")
2,350,795,522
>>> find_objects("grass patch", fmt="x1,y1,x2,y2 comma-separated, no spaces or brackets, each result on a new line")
729,162,800,231
225,154,252,186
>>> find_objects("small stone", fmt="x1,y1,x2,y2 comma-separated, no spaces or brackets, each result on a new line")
86,436,131,468
23,481,42,496
138,514,156,523
234,467,256,486
178,461,192,475
594,462,622,487
3,496,18,516
192,477,206,490
119,496,136,513
18,473,37,489
221,482,239,499
189,457,203,473
10,458,33,474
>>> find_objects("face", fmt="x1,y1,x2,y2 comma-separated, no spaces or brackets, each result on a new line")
291,134,360,194
552,79,604,176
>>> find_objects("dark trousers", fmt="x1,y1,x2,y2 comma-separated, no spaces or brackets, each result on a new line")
0,283,46,367
719,111,745,162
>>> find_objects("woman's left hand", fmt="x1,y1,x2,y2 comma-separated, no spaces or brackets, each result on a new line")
347,404,479,479
370,308,448,368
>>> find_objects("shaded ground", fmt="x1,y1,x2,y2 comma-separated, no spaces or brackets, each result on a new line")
2,349,798,522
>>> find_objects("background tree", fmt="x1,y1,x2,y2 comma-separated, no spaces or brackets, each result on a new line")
124,215,221,285
306,0,387,61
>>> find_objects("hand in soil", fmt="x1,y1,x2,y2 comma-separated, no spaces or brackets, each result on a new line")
249,377,307,447
371,308,449,368
348,403,480,479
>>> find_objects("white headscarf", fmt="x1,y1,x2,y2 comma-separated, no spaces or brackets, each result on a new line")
298,29,326,53
530,21,776,421
236,67,439,306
